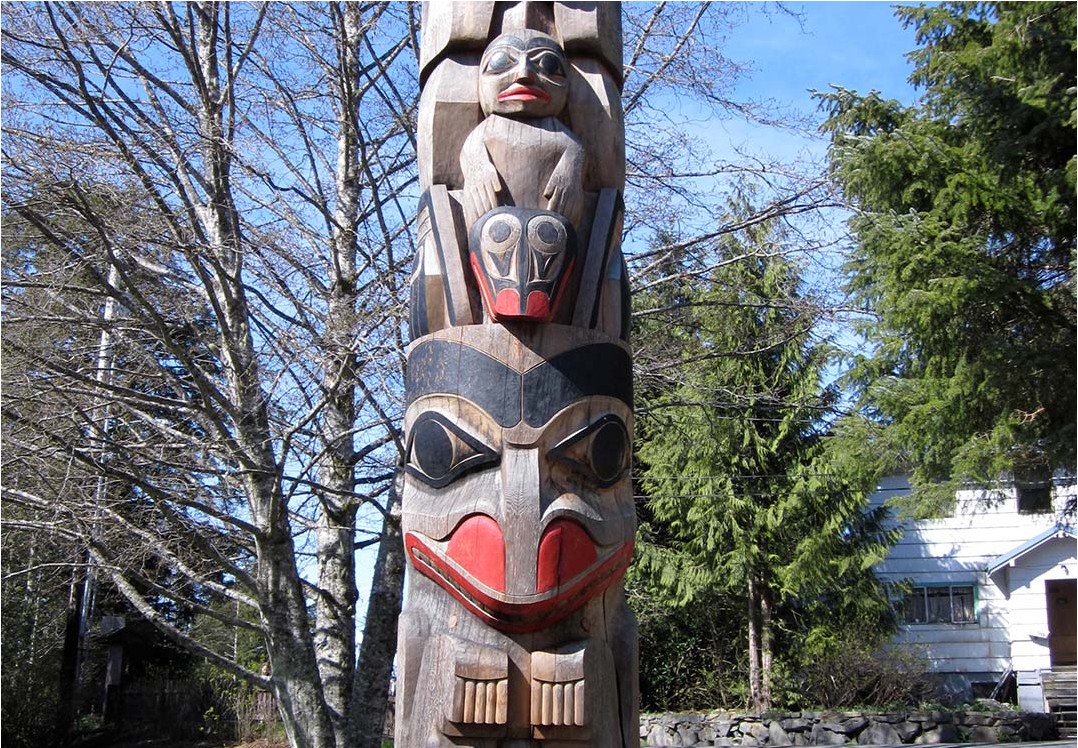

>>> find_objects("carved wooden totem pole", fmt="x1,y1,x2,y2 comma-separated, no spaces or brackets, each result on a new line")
397,2,636,745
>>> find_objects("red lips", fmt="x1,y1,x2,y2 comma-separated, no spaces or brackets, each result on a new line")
497,83,550,102
405,514,634,633
536,519,597,593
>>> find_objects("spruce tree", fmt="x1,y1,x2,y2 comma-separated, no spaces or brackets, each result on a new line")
632,207,894,712
820,2,1076,511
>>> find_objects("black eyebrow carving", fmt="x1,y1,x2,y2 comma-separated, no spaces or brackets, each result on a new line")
522,344,632,426
407,340,521,427
525,39,563,52
406,339,632,428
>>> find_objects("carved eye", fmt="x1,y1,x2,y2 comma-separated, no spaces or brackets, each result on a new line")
550,415,629,488
407,413,498,488
484,49,516,75
532,50,565,77
526,215,567,277
527,215,565,250
481,215,521,278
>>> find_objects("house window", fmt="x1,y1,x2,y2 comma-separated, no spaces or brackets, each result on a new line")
902,585,976,624
1017,482,1052,514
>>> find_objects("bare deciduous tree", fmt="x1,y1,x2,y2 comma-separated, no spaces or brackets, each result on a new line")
3,4,414,746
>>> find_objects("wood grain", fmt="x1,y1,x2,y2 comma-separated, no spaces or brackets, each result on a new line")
400,3,636,744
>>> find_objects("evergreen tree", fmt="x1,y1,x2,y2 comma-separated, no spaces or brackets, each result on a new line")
819,2,1076,511
632,206,894,712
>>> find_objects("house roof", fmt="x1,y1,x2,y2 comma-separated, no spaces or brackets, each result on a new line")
986,524,1077,575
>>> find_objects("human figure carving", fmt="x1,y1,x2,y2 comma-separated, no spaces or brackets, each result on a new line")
461,30,585,230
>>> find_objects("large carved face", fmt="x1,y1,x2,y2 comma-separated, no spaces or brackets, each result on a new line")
479,30,570,119
402,325,635,633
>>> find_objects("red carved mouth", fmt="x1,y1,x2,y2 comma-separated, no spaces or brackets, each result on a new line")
405,516,633,634
469,254,575,323
497,83,550,103
490,288,553,321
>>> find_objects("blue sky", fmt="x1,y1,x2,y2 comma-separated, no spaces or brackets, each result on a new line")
731,1,921,109
704,1,922,169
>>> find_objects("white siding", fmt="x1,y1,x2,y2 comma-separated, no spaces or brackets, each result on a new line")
1000,542,1077,673
871,477,1077,680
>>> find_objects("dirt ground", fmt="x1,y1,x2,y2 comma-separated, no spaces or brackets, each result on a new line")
69,728,288,748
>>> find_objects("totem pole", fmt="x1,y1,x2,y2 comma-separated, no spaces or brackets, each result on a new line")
397,3,636,745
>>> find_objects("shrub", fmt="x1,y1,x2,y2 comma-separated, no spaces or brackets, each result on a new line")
785,638,933,709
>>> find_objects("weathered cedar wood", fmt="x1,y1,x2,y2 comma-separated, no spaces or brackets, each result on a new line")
398,3,637,745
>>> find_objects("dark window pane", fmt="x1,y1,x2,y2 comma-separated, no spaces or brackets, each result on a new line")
926,587,950,623
952,586,975,622
1017,484,1051,514
903,588,927,623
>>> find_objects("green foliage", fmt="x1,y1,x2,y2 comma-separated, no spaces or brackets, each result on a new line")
0,531,67,748
819,2,1076,512
628,578,747,711
1,193,249,742
630,204,897,710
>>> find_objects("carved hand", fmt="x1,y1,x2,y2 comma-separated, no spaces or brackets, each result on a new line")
543,154,584,228
461,134,503,227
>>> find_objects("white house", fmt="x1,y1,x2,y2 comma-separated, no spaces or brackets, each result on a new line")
871,474,1077,712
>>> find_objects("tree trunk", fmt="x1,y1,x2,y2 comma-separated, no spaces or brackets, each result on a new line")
348,482,405,748
747,572,763,713
257,524,337,748
56,565,84,740
314,4,365,741
758,571,774,711
315,502,357,744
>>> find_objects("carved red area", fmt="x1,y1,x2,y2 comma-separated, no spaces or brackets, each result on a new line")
536,519,597,593
498,83,550,103
446,514,506,592
493,287,523,317
524,290,552,319
406,532,634,633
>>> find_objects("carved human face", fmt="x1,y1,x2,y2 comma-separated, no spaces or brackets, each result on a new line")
401,325,635,633
479,31,570,119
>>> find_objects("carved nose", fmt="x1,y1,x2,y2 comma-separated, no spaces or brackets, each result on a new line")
500,447,542,595
514,57,536,82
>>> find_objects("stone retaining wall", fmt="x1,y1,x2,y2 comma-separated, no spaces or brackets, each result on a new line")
639,708,1059,746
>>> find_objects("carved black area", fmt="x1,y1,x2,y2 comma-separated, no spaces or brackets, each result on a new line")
406,412,499,488
522,344,632,427
409,340,632,429
617,253,631,342
406,340,521,427
573,188,622,329
410,275,431,339
590,418,629,484
469,207,577,322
